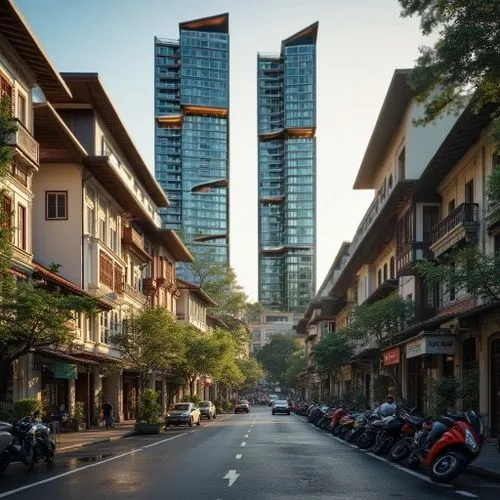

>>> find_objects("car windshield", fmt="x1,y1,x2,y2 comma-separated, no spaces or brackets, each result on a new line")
238,400,248,404
173,404,190,411
276,400,288,405
199,402,209,407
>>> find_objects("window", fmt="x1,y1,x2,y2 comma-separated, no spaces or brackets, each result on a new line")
17,93,26,125
423,206,440,242
377,269,382,286
46,191,67,220
87,206,95,235
465,179,474,204
99,312,109,344
1,195,12,231
389,256,395,279
448,199,456,215
397,147,405,181
0,74,12,113
110,227,117,252
383,263,388,281
17,204,26,250
99,218,106,243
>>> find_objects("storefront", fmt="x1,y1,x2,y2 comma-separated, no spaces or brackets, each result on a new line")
382,346,401,400
404,331,455,411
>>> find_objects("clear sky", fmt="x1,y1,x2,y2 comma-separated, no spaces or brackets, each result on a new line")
16,0,430,301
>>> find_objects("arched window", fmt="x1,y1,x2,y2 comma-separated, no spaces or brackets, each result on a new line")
383,263,388,281
377,269,382,286
390,256,395,279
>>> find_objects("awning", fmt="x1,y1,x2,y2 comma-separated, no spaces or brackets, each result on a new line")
38,349,98,365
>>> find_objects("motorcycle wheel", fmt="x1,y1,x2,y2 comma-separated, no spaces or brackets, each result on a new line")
344,430,355,443
389,439,412,462
0,453,10,474
374,437,393,456
357,432,375,450
407,453,420,470
22,442,35,468
429,450,468,483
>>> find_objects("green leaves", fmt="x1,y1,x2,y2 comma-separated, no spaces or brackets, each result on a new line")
349,296,415,346
237,357,264,389
399,0,500,144
313,329,353,373
0,278,96,364
255,335,303,386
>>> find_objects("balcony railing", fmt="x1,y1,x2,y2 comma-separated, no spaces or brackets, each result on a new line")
431,203,479,244
7,119,39,166
122,282,146,303
396,242,433,276
143,277,157,294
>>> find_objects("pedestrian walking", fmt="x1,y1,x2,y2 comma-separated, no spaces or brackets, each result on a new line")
102,400,114,428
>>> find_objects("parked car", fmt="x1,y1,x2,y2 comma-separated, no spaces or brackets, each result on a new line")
199,401,216,420
165,403,201,428
234,399,250,414
272,400,291,415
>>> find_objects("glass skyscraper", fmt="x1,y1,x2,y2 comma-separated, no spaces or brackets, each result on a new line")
258,23,318,314
154,14,229,280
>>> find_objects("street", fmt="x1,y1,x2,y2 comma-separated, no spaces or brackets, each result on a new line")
0,406,499,499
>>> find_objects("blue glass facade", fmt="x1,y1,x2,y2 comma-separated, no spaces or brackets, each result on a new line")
154,14,229,281
258,23,317,314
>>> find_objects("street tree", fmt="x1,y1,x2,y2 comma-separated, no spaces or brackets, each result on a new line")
398,0,500,143
256,335,303,387
110,308,185,406
313,329,354,374
282,349,307,390
236,357,265,390
415,246,500,303
182,326,220,396
349,296,414,401
211,328,244,395
0,281,95,399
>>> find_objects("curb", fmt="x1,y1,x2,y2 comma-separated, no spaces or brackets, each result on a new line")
295,414,500,484
466,465,500,482
56,431,136,454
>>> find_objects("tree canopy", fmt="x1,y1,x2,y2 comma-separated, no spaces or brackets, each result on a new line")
350,295,415,347
399,0,500,142
256,334,303,386
236,357,264,390
110,307,185,394
313,329,354,374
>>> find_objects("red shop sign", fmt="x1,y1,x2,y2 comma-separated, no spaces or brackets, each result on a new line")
383,347,400,366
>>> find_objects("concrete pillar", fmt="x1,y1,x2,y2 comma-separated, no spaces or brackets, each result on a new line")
67,379,76,415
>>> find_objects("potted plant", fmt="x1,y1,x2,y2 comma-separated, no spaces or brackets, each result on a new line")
135,389,162,434
72,401,87,431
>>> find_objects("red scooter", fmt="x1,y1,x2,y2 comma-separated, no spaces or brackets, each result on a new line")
408,410,484,483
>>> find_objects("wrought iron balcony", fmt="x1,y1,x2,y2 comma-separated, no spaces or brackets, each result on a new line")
430,203,479,258
396,242,433,276
7,119,39,167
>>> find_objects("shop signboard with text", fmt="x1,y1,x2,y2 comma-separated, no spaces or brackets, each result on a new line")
382,347,400,366
405,335,455,359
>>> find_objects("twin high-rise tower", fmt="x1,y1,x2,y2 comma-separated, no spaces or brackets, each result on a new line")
154,15,317,314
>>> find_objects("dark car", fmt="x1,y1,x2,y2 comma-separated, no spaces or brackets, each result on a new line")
272,400,291,415
165,402,201,428
199,401,216,420
234,399,250,414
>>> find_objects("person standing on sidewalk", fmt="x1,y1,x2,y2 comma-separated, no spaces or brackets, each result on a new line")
102,400,114,429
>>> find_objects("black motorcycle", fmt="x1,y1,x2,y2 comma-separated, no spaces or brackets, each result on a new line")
0,416,56,472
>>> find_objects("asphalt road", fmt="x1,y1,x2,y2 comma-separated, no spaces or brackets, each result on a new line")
0,406,499,499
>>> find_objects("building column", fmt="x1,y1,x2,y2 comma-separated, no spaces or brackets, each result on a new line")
67,379,76,415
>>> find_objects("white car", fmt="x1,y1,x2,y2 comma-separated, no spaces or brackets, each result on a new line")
165,402,201,428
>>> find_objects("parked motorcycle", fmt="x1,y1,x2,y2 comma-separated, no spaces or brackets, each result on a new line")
407,410,484,483
388,412,428,462
0,416,56,472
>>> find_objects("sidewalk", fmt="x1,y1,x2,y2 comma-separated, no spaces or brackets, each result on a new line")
468,440,500,481
54,423,136,453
